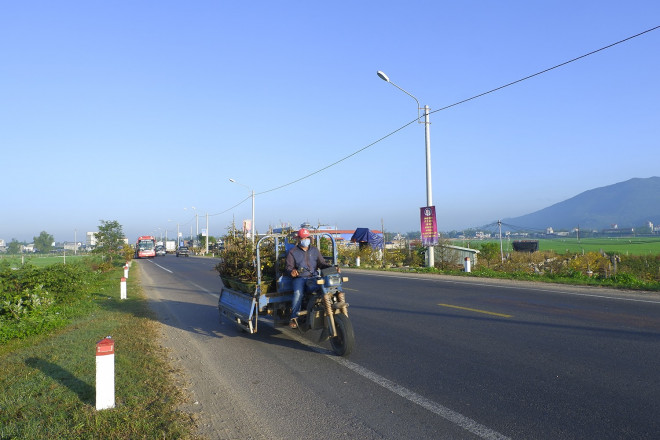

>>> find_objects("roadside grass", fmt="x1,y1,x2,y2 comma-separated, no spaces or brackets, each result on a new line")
0,265,201,440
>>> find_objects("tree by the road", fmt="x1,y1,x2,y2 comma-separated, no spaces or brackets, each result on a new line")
93,220,126,263
7,239,21,254
197,233,216,250
33,231,54,253
479,242,501,267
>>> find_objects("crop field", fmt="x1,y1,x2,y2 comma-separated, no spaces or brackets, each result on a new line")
479,237,660,256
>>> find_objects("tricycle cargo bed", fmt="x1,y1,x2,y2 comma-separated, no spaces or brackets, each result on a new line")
218,285,294,333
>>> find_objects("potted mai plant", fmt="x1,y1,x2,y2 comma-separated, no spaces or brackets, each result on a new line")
215,224,276,293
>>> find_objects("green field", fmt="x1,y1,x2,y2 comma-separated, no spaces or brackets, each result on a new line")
456,237,660,256
0,254,88,268
506,237,660,255
538,237,660,255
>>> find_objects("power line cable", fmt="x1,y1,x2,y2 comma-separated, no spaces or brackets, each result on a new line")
214,25,659,216
256,25,658,197
209,195,252,216
255,119,418,196
430,25,660,115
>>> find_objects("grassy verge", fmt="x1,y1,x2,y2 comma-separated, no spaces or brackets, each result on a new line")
0,264,200,439
0,254,89,269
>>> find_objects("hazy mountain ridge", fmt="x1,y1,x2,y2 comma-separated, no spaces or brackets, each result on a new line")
501,177,660,231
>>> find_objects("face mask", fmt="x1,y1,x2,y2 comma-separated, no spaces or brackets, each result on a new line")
300,238,310,247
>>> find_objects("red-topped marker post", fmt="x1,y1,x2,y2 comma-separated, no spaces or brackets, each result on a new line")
96,337,115,410
120,277,127,299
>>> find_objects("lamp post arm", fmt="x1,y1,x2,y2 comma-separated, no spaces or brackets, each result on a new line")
387,81,421,122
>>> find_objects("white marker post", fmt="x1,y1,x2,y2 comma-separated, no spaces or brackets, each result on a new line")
464,256,471,273
120,277,127,299
96,337,115,410
123,264,129,279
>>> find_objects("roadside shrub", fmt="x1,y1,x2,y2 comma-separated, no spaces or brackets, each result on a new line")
384,248,406,267
0,258,107,342
617,255,660,282
1,285,54,321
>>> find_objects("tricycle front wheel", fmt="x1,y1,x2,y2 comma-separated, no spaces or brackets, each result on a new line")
330,314,355,357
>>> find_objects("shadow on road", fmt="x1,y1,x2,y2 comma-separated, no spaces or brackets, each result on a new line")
142,295,319,354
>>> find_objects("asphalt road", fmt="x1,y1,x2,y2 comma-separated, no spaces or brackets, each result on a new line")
138,255,660,439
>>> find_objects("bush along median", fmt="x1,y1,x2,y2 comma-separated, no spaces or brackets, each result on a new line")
0,258,200,439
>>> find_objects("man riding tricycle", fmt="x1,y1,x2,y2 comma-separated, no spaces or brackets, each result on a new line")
217,228,355,357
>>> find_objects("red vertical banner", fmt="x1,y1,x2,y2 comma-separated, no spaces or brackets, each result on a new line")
420,206,438,246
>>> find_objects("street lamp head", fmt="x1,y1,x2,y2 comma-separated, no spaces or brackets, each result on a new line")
377,71,390,82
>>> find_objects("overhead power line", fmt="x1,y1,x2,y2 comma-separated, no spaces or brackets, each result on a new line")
209,195,252,217
214,25,659,215
431,25,660,115
256,119,417,196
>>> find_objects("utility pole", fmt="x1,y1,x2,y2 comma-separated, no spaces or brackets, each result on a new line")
381,218,385,268
498,220,504,263
377,71,435,268
205,213,209,255
423,105,434,268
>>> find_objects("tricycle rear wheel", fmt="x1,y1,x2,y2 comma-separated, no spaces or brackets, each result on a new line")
330,314,355,357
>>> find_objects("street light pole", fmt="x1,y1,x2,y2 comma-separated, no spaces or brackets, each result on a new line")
205,213,209,255
229,178,255,245
377,71,435,267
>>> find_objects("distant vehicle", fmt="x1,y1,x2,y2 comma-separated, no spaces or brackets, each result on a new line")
176,246,189,257
155,245,166,256
135,236,156,258
165,241,176,254
210,242,224,252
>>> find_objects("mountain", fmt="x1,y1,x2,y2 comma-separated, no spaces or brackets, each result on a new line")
501,177,660,231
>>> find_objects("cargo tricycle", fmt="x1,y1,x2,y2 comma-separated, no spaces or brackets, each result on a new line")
217,232,355,356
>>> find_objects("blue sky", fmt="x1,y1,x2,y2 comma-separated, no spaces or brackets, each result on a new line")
2,1,659,243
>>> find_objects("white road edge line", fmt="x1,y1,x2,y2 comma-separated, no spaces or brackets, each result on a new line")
145,261,219,299
191,282,219,299
330,355,511,440
276,321,510,440
146,259,173,273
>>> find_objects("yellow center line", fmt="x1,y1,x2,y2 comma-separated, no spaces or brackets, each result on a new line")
437,303,513,318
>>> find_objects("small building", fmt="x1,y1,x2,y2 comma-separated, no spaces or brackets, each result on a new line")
22,243,36,253
435,245,480,266
86,231,97,247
